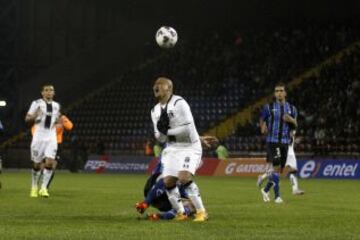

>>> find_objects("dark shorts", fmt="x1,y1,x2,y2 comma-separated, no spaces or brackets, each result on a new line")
266,143,289,169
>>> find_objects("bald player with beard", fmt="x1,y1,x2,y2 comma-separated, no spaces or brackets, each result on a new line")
150,77,208,222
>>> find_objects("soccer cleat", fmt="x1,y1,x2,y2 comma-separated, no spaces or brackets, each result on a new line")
292,189,305,195
256,175,265,188
147,213,160,221
274,197,284,204
30,187,38,198
174,212,188,221
261,188,270,202
193,210,208,222
135,201,149,214
38,188,50,198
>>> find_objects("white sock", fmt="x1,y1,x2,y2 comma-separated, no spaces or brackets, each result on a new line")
259,169,272,181
31,169,41,188
260,173,268,181
41,168,53,189
166,186,185,214
185,182,205,212
289,173,299,192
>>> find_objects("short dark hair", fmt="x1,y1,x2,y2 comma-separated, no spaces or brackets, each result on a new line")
41,84,54,91
274,82,286,90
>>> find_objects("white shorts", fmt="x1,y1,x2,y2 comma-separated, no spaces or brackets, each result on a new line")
161,146,202,177
285,144,297,170
31,139,58,163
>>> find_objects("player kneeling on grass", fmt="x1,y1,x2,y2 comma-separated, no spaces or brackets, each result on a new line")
137,170,196,221
136,135,218,220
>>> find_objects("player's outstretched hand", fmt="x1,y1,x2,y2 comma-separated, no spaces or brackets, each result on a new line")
200,135,219,149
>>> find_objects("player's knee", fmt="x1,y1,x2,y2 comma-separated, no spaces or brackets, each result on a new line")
178,171,192,185
44,165,53,171
32,164,41,171
181,180,193,189
163,176,177,188
44,158,55,169
44,162,53,170
52,160,58,170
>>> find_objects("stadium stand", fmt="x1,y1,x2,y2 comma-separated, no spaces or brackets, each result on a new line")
2,24,359,157
225,47,360,156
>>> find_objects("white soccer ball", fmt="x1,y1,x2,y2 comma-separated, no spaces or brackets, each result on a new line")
155,26,178,49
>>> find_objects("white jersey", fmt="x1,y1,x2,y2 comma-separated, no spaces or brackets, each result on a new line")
27,98,61,141
151,95,201,150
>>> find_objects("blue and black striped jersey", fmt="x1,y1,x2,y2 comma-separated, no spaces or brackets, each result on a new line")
260,101,297,144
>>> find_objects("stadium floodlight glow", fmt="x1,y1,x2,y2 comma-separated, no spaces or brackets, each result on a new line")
0,100,7,107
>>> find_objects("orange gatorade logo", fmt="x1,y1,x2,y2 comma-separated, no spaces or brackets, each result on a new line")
214,158,270,176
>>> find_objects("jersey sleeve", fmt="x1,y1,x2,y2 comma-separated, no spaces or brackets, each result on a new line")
166,99,193,136
27,101,39,115
260,104,270,121
175,99,193,125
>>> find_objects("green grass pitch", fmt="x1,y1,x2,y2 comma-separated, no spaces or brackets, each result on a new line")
0,172,359,240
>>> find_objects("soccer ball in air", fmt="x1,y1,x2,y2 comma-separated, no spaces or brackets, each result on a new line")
155,26,178,49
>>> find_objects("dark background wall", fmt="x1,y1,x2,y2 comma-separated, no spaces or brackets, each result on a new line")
0,0,359,134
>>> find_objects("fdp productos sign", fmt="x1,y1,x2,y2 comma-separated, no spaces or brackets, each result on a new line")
85,155,360,179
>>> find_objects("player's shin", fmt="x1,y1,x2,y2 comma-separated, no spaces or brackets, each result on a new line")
289,172,299,192
165,185,185,214
264,178,274,193
41,167,53,189
272,172,280,199
31,168,41,188
183,181,205,212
